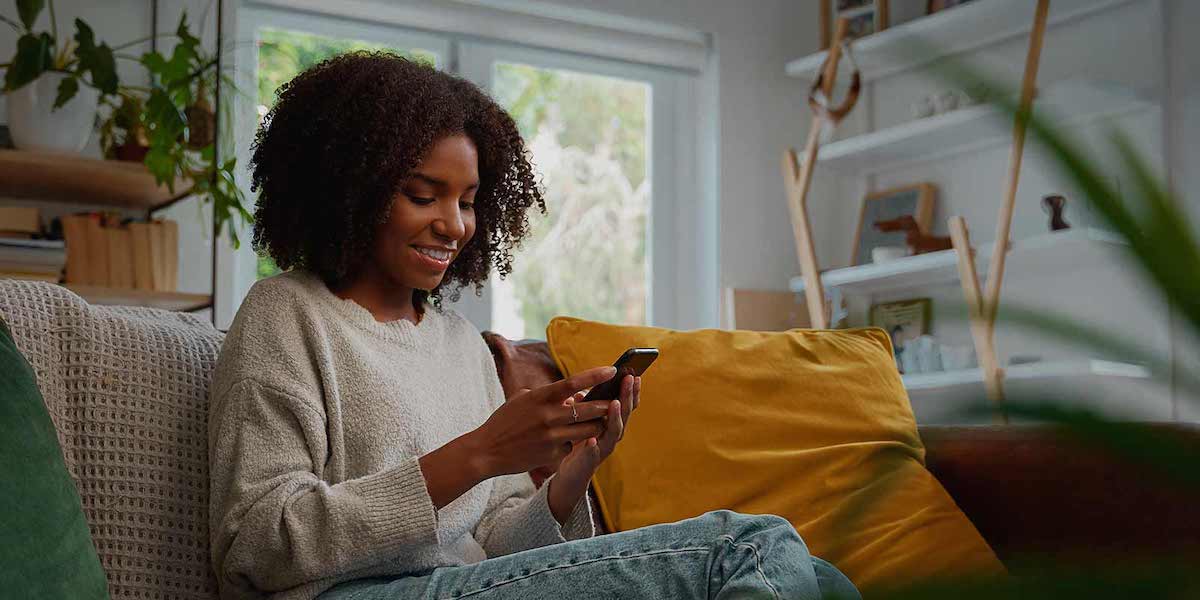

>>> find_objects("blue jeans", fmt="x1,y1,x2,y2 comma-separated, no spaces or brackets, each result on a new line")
318,510,860,600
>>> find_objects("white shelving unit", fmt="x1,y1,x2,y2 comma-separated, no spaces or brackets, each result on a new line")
903,359,1156,423
903,359,1149,393
789,227,1125,296
817,80,1156,175
779,0,1168,421
785,0,1144,82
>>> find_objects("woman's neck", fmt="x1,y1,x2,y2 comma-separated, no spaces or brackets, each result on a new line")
330,267,422,324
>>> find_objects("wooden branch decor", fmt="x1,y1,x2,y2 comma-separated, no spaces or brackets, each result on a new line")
947,0,1049,423
782,18,859,329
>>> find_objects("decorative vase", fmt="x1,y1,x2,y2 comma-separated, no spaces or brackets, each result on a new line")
5,72,100,154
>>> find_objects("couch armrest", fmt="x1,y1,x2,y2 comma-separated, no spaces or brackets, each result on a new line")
918,424,1200,565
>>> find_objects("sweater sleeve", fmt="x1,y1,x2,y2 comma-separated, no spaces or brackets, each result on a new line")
471,335,595,557
474,470,595,557
208,378,440,594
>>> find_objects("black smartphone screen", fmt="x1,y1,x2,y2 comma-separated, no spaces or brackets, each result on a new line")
581,348,658,402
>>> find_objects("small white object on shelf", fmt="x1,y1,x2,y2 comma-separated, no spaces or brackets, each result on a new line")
786,0,1145,82
790,227,1125,296
870,245,908,264
817,79,1156,175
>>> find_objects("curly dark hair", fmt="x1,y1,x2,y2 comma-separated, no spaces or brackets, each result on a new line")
250,51,545,304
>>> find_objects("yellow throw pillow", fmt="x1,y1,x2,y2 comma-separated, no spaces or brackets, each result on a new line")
546,317,1005,592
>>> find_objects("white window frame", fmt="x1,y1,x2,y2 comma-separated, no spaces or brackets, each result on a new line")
224,2,717,332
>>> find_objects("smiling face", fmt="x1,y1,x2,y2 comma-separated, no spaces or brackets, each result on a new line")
372,133,480,295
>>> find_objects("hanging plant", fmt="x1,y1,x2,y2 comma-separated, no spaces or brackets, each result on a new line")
136,13,252,247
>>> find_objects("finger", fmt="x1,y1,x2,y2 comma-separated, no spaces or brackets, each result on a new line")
534,366,617,404
599,399,623,450
619,375,633,424
549,399,611,427
553,421,607,443
554,440,573,462
633,377,641,411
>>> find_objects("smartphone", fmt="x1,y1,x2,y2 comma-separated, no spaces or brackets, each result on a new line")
581,348,658,402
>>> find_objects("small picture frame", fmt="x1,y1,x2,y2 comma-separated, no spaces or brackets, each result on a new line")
821,0,890,48
851,183,936,266
870,298,932,351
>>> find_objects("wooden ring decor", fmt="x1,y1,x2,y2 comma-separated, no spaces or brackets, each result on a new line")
807,43,862,124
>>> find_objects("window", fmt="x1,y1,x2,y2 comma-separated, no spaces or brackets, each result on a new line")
488,62,651,338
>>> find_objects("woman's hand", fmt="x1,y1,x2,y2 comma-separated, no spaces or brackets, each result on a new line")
472,366,618,478
547,373,641,524
420,366,617,509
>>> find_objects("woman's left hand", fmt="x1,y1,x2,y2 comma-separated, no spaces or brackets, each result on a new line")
546,374,640,524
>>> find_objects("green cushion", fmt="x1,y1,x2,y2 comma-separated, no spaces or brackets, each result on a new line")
0,318,109,599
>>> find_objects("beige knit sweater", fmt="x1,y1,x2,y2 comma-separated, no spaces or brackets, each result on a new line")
208,271,594,600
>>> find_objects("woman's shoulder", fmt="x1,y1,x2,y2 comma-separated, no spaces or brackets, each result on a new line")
242,269,323,311
213,271,327,397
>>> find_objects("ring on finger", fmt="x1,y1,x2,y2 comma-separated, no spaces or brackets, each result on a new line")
570,403,579,423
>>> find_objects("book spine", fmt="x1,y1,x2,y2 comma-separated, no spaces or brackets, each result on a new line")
62,215,91,285
107,225,134,289
84,214,110,287
129,222,153,291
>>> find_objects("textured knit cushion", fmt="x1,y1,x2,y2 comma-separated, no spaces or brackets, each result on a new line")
0,317,110,599
0,281,224,600
545,316,1005,592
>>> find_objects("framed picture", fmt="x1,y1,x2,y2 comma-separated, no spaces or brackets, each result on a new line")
821,0,890,48
927,0,974,15
869,298,931,352
851,183,936,266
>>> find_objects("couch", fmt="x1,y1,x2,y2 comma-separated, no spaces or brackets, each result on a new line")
3,280,1198,599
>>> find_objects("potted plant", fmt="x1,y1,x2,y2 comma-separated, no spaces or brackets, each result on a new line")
3,1,251,246
1,0,122,152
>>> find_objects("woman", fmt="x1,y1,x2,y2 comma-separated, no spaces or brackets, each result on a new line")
208,52,860,600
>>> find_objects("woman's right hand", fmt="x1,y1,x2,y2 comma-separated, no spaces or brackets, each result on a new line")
472,366,616,478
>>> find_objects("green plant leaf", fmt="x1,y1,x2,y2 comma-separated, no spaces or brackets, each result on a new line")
144,148,180,192
175,12,199,50
4,31,53,91
16,0,45,30
140,50,167,75
73,19,117,94
52,72,77,108
144,88,186,143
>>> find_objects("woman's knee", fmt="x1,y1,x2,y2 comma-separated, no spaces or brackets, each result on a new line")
695,510,807,551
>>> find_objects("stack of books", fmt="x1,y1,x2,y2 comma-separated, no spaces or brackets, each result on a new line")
61,214,178,291
0,206,64,282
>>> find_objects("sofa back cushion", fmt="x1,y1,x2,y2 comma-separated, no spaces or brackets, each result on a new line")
1,316,110,599
545,316,1005,592
0,281,224,600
